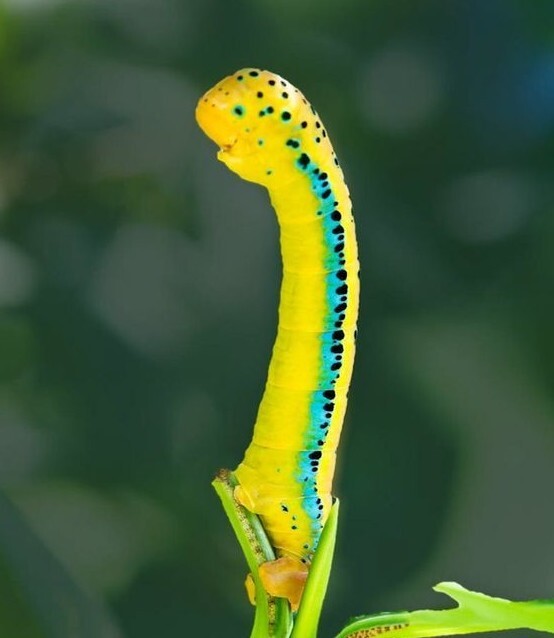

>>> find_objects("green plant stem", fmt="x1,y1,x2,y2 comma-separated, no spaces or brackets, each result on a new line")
291,500,339,638
212,470,293,638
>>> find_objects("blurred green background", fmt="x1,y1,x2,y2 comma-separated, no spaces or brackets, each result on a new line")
0,0,553,636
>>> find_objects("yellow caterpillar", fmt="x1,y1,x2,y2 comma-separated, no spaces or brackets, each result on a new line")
196,68,359,608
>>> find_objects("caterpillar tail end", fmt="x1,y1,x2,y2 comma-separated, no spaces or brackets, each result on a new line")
244,558,307,611
235,484,309,610
259,556,309,612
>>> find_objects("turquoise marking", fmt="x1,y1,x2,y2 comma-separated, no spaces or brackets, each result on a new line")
293,150,350,548
233,105,244,116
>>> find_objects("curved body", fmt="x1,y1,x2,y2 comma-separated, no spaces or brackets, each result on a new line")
196,68,359,566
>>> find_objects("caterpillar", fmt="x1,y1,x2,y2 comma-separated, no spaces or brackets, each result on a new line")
196,68,359,608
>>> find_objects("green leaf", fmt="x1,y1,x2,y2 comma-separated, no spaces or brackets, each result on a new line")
291,499,340,638
0,490,122,638
335,581,554,637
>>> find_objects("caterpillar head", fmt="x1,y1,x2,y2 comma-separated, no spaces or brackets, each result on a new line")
195,68,306,185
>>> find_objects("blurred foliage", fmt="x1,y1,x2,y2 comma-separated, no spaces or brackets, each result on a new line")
0,0,553,636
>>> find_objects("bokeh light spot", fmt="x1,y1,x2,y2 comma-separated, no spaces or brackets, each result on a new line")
359,45,444,133
440,170,537,243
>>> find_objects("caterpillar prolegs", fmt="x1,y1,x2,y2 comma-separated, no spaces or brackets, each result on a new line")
196,68,359,608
